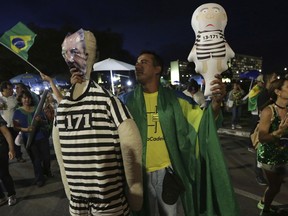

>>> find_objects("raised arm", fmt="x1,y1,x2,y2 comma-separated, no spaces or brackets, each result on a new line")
210,74,226,118
40,72,63,103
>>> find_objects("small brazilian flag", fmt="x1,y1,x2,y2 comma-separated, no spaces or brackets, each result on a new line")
0,22,36,60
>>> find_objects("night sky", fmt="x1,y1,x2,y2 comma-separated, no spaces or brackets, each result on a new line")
1,0,288,73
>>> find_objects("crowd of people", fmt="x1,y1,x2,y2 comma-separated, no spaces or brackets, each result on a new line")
221,72,288,216
0,28,287,216
0,81,57,206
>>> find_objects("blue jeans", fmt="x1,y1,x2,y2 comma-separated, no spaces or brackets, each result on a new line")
231,105,242,125
29,138,51,183
147,167,180,216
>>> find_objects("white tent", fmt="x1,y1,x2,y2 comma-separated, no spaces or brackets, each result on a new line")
93,58,135,94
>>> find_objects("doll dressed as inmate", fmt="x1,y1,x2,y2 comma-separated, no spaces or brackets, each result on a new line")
46,29,143,216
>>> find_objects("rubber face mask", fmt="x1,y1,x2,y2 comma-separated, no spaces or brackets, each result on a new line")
62,29,88,75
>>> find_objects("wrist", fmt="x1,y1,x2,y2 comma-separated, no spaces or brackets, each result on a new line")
21,127,29,132
272,131,281,139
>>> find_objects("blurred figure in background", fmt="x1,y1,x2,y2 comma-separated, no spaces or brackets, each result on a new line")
227,82,245,130
0,81,25,163
0,115,17,206
248,75,265,130
13,89,52,187
15,83,40,105
183,78,206,108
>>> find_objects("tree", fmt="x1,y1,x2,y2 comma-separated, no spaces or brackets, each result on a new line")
0,23,135,82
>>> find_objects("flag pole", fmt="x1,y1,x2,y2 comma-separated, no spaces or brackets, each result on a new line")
0,41,41,73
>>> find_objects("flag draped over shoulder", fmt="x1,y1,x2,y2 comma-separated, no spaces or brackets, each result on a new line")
121,85,239,216
0,22,36,60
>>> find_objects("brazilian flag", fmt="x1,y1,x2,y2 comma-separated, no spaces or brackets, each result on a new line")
0,22,36,60
248,84,263,111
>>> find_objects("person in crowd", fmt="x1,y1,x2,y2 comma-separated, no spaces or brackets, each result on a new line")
40,29,143,216
118,50,239,215
257,78,288,216
227,82,245,130
43,91,58,135
0,81,26,163
247,75,265,153
248,74,264,128
247,73,278,187
183,78,206,108
257,72,278,110
13,89,52,187
68,50,239,216
15,83,40,105
248,75,265,131
0,115,17,206
253,72,278,188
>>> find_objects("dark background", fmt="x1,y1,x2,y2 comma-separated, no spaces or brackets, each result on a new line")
1,0,287,81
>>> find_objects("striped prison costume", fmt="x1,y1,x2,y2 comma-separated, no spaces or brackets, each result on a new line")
195,29,226,60
56,80,131,216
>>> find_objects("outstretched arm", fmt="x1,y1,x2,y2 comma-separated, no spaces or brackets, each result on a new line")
210,74,226,118
40,72,63,103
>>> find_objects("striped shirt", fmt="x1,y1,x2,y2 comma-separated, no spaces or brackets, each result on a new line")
56,80,131,205
195,29,226,60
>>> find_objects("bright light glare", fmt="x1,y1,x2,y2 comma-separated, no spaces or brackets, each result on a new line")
127,80,132,86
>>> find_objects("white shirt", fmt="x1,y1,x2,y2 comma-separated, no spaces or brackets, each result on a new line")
183,89,206,108
0,95,18,127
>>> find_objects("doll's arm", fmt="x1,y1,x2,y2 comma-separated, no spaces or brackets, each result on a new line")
118,119,143,211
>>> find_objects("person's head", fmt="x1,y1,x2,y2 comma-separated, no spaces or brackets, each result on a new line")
135,50,163,86
15,83,28,96
61,29,97,78
0,81,14,97
187,79,199,94
268,78,288,102
17,89,34,107
263,72,278,89
232,82,241,90
255,74,264,87
46,92,56,103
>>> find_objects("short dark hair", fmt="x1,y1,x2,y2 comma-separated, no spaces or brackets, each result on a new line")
15,82,29,89
187,79,199,92
0,81,13,92
139,50,164,75
17,89,34,106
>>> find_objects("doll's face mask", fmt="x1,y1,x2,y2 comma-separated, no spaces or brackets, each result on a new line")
62,29,88,75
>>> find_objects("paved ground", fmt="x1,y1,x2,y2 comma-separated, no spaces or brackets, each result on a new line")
0,110,284,216
0,147,70,216
218,109,253,138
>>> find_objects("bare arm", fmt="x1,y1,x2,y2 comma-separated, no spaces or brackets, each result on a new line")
0,125,15,160
258,106,288,143
40,72,63,103
210,74,226,118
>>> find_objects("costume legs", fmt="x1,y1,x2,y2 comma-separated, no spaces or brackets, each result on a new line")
69,196,130,216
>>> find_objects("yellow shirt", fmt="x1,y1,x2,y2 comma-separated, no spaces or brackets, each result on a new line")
144,92,171,172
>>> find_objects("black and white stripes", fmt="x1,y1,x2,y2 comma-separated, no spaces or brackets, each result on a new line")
195,29,226,60
56,80,131,215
